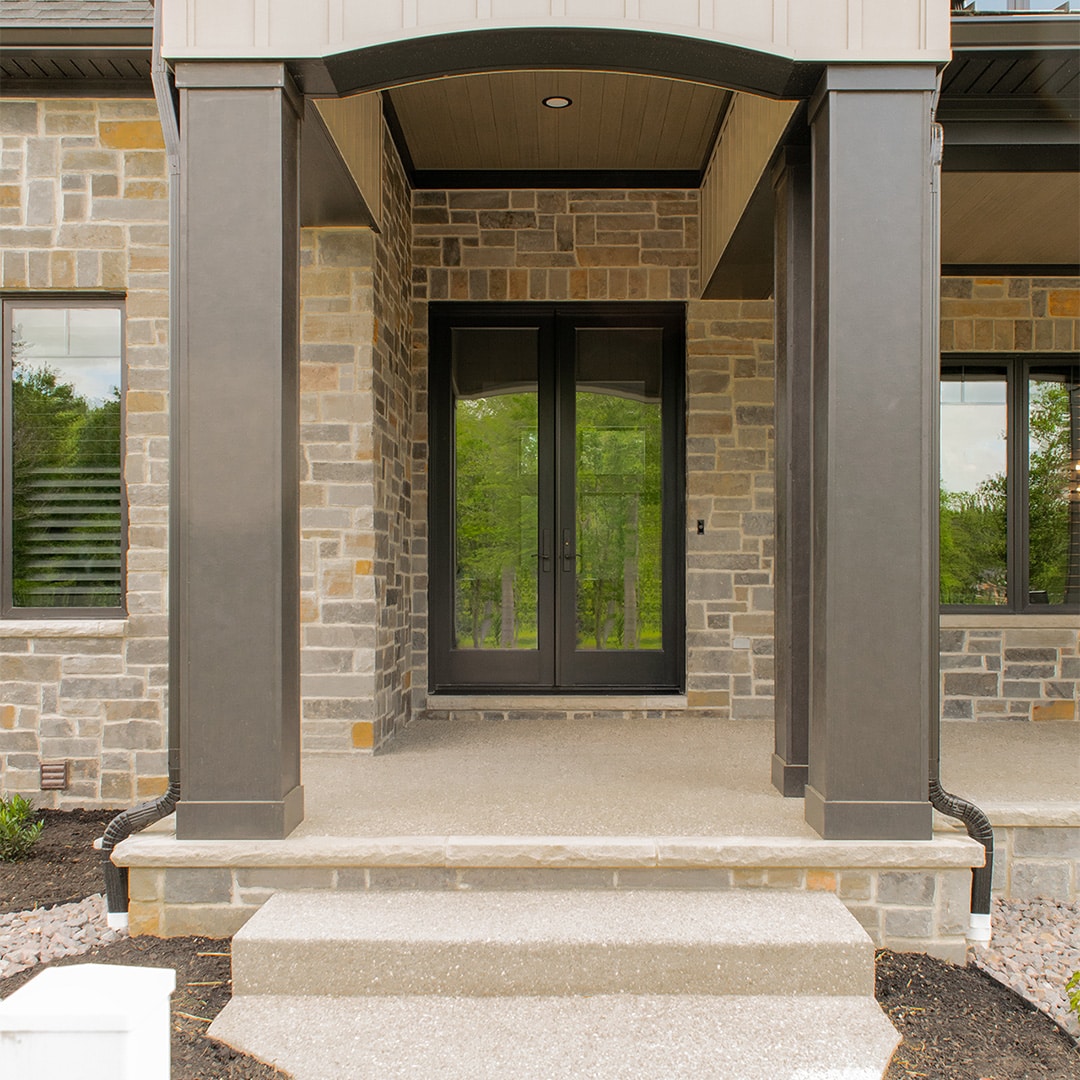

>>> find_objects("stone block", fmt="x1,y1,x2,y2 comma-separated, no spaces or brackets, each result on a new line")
1010,861,1070,900
365,868,458,890
0,654,61,681
837,872,872,900
160,903,256,939
126,900,161,937
1033,700,1075,721
98,120,165,150
0,101,38,134
615,869,733,889
458,869,614,890
842,904,882,941
163,867,233,905
936,871,972,936
102,720,162,750
943,673,998,697
942,698,973,718
60,676,145,699
1012,827,1080,858
128,869,164,903
234,868,336,891
883,907,934,939
1003,647,1058,662
877,872,936,906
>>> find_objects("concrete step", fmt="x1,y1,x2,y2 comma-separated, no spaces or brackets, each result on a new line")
209,992,901,1080
231,889,875,998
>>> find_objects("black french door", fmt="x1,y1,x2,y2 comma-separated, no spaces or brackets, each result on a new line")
429,303,684,692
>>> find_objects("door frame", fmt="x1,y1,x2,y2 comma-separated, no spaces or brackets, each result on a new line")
428,301,686,694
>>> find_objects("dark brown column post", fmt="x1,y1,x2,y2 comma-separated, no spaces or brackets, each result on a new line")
172,62,304,838
772,144,813,798
804,65,940,840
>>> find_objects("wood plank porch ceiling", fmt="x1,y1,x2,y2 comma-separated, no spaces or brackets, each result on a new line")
385,70,731,180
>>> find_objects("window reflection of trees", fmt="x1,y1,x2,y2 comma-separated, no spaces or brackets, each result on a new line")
575,390,662,650
10,340,122,609
454,392,538,649
940,369,1079,608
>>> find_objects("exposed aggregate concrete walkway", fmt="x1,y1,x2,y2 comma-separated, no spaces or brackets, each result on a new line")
2,890,1077,1047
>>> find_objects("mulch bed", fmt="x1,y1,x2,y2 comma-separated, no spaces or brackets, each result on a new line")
3,810,1078,1080
878,950,1079,1080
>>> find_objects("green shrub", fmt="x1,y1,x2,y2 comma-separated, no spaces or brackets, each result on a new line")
0,793,44,861
1068,971,1080,1020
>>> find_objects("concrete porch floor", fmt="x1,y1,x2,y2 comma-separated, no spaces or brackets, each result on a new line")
116,716,1080,945
294,716,1080,839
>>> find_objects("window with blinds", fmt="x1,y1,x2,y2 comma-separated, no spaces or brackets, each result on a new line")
3,300,125,615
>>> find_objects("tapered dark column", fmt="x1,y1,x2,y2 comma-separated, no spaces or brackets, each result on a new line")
771,145,812,798
172,63,303,838
804,65,938,840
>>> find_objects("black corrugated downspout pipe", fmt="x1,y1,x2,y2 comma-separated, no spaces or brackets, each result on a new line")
100,0,183,930
928,112,994,944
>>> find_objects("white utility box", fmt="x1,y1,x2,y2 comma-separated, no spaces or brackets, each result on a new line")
0,963,176,1080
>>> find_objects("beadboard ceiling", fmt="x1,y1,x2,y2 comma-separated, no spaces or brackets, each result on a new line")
385,70,730,175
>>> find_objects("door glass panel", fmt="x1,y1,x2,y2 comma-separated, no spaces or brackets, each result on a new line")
452,328,539,649
574,328,663,650
1027,365,1079,606
939,368,1008,605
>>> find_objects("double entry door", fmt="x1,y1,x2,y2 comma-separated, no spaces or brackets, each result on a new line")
429,303,684,692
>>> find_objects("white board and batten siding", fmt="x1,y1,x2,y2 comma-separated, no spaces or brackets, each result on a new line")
160,1,951,64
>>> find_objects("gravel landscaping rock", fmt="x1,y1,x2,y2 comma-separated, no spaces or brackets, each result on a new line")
0,893,125,979
973,896,1080,1040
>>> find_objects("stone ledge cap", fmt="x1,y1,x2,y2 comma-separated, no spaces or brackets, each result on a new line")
1,618,127,638
114,831,984,871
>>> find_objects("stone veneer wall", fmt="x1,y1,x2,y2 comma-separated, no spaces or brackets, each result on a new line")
408,188,777,719
3,122,1079,804
298,122,413,753
938,275,1080,727
940,627,1078,723
0,97,170,805
127,851,976,962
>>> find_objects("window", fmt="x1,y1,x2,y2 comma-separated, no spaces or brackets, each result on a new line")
2,298,126,616
940,356,1079,612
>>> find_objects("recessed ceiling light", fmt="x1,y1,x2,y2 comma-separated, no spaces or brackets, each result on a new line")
542,96,573,109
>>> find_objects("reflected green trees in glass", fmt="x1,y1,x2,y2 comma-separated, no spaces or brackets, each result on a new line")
940,375,1077,606
454,392,538,649
575,390,661,650
11,361,122,608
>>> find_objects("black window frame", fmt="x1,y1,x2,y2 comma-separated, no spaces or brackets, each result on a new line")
428,301,686,694
1,294,128,619
940,352,1079,615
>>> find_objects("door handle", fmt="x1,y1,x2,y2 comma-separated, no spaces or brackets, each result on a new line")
562,528,573,572
532,529,551,572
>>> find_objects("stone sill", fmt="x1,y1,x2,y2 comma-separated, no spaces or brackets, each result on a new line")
425,694,688,711
114,827,983,872
940,614,1079,630
0,618,128,638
